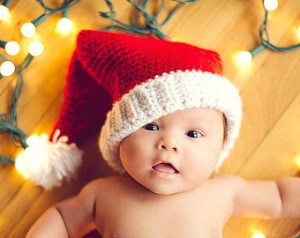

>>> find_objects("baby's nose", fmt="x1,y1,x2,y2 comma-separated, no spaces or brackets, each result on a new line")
157,137,179,152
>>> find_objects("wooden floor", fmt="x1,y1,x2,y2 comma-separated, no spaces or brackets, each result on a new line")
0,0,299,237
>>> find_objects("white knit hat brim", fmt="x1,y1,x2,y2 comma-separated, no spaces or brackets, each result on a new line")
99,70,242,173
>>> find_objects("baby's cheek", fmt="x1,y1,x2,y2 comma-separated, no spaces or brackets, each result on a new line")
120,143,143,167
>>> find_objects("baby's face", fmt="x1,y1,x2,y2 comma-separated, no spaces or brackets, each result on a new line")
119,107,224,195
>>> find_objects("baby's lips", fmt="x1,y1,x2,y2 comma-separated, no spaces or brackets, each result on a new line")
152,162,179,174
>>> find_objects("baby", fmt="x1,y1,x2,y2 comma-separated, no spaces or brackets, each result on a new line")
25,30,300,238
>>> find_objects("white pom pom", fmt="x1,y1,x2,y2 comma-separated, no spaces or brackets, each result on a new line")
15,129,83,190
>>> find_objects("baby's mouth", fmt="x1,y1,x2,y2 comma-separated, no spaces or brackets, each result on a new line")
152,162,179,174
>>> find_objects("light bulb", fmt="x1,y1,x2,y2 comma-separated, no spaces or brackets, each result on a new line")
236,51,252,67
294,155,300,168
264,0,278,11
20,22,36,37
297,25,300,40
0,5,9,20
57,17,73,34
251,231,266,238
5,41,20,56
0,61,15,76
28,41,44,56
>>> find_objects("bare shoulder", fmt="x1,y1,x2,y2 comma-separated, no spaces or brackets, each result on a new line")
210,174,245,187
81,176,123,194
207,174,250,200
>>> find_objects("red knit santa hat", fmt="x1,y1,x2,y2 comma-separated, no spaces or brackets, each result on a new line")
16,30,242,189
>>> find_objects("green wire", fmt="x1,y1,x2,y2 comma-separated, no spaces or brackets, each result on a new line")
251,1,300,56
0,0,81,165
0,69,28,164
0,156,14,165
32,0,80,27
2,0,12,7
35,0,80,13
100,0,199,39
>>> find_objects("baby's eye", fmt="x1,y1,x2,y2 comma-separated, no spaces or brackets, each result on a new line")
186,130,202,138
143,123,159,131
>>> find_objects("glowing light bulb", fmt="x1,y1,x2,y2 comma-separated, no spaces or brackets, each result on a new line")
251,232,266,238
236,51,252,67
21,22,36,37
5,41,20,56
0,61,15,76
57,17,73,34
264,0,278,11
0,5,9,20
28,41,44,56
294,155,300,168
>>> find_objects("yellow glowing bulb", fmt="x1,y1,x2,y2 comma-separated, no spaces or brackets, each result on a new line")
294,155,300,168
297,25,300,39
251,232,266,238
5,41,20,56
20,22,36,37
0,61,15,76
264,0,278,11
28,41,44,56
57,17,73,33
0,5,9,20
236,51,252,67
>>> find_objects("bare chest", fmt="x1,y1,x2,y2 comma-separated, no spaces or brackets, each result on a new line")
95,192,229,238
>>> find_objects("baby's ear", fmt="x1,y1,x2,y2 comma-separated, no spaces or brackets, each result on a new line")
222,114,227,143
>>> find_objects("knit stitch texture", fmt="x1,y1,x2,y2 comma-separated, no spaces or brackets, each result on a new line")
51,30,242,173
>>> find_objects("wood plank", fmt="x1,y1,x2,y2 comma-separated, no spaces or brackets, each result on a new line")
220,47,300,173
224,91,300,237
0,0,299,237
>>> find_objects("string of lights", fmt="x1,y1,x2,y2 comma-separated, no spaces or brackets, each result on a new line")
0,1,299,156
0,1,299,152
0,0,299,237
235,0,300,67
100,0,198,39
0,0,200,165
0,0,81,165
0,52,26,165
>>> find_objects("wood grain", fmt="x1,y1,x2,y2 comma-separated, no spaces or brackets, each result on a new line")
0,0,299,237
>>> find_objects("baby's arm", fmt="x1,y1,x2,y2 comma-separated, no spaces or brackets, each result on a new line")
26,181,98,238
275,178,300,217
26,207,69,238
231,176,300,218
